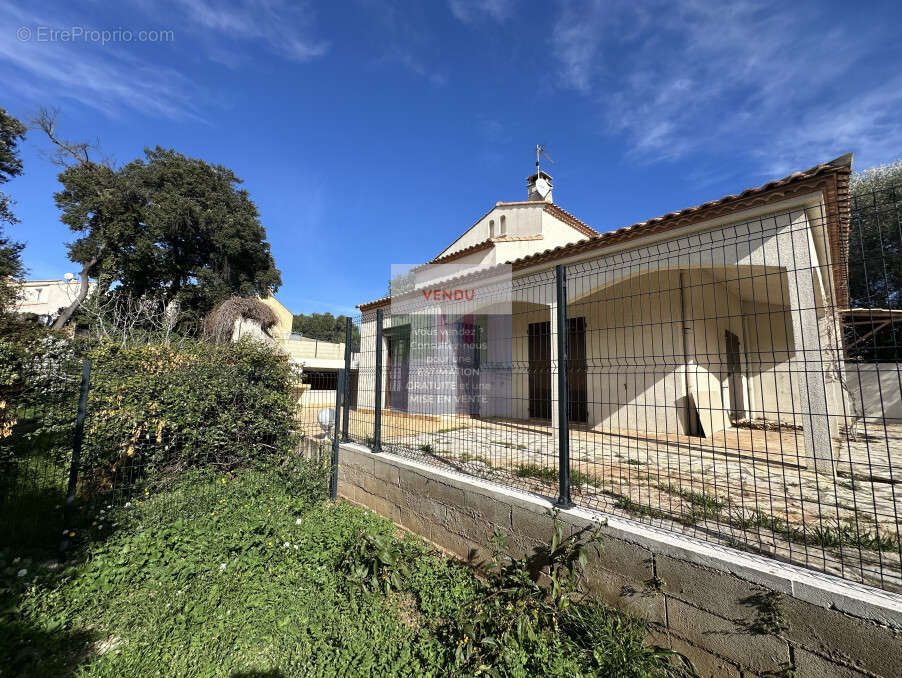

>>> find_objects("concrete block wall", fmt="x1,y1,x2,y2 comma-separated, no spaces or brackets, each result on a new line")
337,443,902,677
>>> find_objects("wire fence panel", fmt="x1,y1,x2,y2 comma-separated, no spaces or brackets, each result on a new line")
0,346,82,553
353,185,902,594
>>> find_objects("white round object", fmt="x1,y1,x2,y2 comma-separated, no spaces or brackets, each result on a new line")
317,407,336,433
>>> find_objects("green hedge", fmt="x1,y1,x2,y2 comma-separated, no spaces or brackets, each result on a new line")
80,340,299,486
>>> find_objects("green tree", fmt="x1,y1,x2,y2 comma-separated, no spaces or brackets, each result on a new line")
292,312,360,351
0,106,27,313
848,159,902,309
41,110,282,330
846,159,902,361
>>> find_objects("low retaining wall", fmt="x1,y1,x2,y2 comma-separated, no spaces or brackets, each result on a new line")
338,442,902,678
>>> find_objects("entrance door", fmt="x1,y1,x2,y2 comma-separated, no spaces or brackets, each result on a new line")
387,326,410,412
527,318,588,422
528,321,552,419
568,317,588,423
724,329,744,421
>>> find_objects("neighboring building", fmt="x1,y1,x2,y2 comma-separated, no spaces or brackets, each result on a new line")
356,155,855,474
246,295,357,406
15,277,94,324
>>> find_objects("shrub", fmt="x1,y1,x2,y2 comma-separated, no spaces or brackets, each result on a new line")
0,331,82,469
78,339,299,488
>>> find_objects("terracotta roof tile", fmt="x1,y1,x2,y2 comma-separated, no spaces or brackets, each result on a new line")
542,203,599,237
507,154,853,300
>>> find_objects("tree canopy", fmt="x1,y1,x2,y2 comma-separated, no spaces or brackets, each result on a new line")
54,146,282,327
292,312,360,351
0,106,27,313
845,159,902,361
848,159,902,310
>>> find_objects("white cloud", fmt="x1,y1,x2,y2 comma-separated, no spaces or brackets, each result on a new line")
164,0,329,62
0,0,330,122
449,0,516,24
549,0,902,172
0,5,202,121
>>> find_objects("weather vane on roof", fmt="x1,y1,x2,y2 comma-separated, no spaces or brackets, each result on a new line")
536,144,554,178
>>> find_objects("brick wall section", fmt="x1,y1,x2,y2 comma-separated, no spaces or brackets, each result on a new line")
337,443,902,678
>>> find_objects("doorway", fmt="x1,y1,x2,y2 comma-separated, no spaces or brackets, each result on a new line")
724,329,745,422
527,318,588,423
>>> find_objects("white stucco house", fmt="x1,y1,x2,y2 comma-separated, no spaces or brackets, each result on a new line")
15,277,95,325
370,156,853,473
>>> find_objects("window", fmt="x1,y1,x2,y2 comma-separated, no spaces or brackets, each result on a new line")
500,215,507,236
489,219,495,238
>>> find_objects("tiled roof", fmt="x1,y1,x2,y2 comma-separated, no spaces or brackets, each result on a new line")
506,154,852,305
542,203,599,237
358,154,853,311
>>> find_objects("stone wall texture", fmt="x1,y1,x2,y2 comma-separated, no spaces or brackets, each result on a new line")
337,443,902,678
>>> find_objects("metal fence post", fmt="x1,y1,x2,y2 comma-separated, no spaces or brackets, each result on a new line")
341,317,352,442
329,368,344,500
59,358,92,560
373,308,383,453
555,265,574,509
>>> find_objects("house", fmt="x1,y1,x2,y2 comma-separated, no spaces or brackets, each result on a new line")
356,155,854,475
15,277,95,324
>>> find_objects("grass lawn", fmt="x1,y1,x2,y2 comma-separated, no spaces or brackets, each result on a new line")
1,461,693,677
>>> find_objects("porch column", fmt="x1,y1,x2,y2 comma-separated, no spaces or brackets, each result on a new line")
782,217,836,475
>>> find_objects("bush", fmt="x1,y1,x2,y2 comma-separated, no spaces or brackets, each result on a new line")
78,339,299,488
0,330,83,469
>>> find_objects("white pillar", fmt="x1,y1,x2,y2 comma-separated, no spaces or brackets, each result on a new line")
781,218,836,475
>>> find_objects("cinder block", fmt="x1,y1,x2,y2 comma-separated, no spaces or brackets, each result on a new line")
426,479,467,508
792,647,873,678
340,448,375,476
363,473,392,500
399,508,432,542
338,482,358,503
589,535,654,582
782,596,902,678
445,506,498,546
373,493,402,525
655,554,767,623
665,597,789,673
586,568,666,624
511,504,554,545
397,466,430,494
373,458,400,486
461,489,512,528
666,633,742,678
429,522,473,560
403,490,451,525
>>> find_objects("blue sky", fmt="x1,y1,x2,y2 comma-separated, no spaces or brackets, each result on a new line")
2,0,901,315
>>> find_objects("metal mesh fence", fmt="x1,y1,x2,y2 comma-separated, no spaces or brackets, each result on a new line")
0,345,332,560
345,186,902,593
0,348,82,552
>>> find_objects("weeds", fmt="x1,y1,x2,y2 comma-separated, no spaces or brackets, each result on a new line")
493,439,527,450
742,591,787,636
437,425,469,433
514,464,595,489
443,512,695,676
340,526,410,595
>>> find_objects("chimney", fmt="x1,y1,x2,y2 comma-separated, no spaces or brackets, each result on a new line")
526,170,553,203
